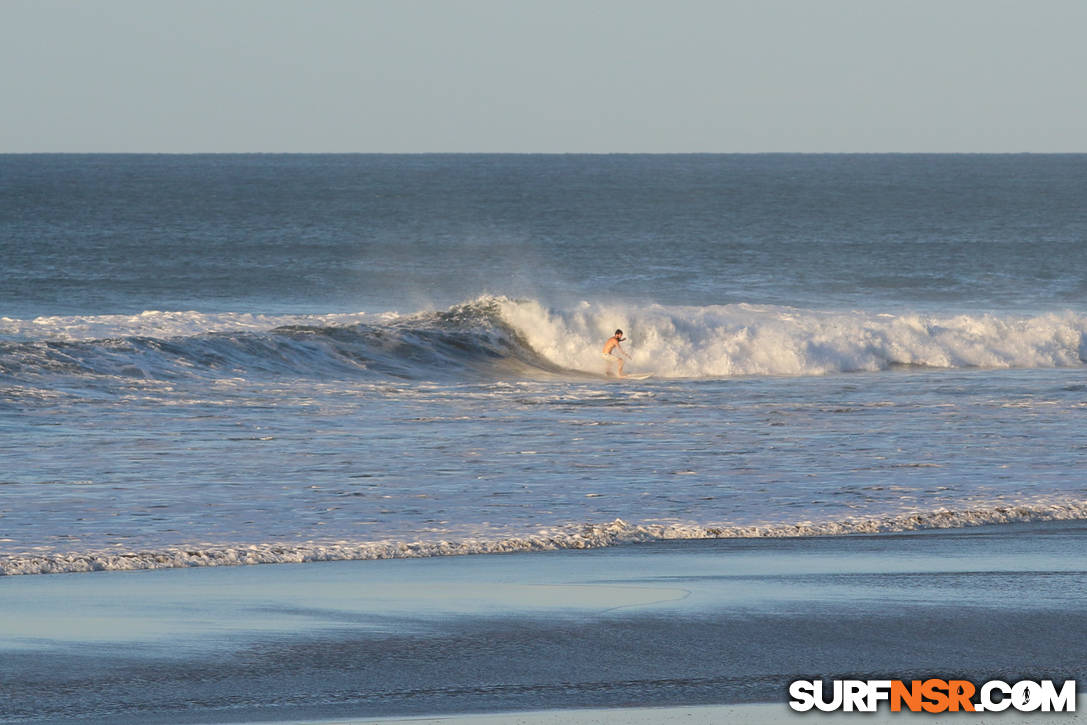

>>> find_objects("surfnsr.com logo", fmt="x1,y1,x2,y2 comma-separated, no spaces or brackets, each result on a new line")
789,679,1077,713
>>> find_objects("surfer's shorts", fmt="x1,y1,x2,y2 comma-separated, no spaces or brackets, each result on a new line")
602,353,619,362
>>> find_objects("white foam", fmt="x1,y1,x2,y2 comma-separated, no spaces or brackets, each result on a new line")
0,310,384,342
4,500,1084,576
497,299,1087,377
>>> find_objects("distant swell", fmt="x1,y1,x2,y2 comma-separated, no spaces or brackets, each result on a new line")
2,297,1085,384
4,500,1085,576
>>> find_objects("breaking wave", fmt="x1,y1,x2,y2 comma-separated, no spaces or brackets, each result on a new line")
4,500,1086,576
499,298,1087,377
2,297,1085,384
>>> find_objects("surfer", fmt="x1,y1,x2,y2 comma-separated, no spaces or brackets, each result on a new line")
602,329,630,377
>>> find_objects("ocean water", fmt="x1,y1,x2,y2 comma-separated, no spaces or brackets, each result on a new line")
1,154,1085,575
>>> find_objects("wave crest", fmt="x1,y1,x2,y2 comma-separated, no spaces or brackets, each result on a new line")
3,298,1085,383
0,300,555,382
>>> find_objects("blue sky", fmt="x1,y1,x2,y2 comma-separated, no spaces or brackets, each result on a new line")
2,0,1085,152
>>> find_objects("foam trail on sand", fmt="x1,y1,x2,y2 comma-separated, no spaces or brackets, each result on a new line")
5,500,1085,576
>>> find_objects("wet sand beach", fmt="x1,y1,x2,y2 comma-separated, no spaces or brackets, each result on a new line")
2,521,1084,724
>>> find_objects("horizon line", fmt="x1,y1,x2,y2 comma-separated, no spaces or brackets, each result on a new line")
3,150,1086,156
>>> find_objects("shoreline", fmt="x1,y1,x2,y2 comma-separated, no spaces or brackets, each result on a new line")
253,702,1087,724
5,502,1087,577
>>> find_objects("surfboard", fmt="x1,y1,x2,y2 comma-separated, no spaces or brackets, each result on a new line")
623,373,653,380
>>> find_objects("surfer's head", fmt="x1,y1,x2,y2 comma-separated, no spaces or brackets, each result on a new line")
614,329,625,340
